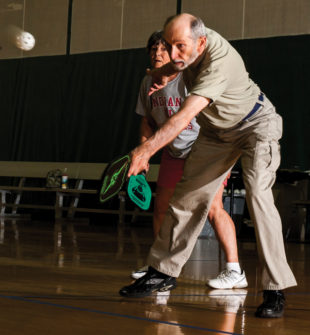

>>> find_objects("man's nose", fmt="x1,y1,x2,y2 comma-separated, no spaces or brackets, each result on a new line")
170,46,178,60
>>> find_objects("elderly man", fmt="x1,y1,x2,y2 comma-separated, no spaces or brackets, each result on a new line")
120,14,297,318
132,31,247,290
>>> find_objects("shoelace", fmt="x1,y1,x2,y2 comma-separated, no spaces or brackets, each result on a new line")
217,270,232,279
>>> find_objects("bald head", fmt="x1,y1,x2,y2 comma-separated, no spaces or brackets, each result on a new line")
164,13,206,41
162,13,206,71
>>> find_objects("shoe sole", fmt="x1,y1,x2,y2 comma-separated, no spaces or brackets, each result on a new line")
206,280,248,289
255,310,284,318
120,280,177,298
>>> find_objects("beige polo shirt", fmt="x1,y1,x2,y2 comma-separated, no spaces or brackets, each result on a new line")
183,27,261,129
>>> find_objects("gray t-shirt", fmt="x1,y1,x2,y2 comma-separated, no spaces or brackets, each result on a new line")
135,73,200,158
184,27,262,129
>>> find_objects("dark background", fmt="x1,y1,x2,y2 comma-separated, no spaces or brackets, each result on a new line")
0,34,309,170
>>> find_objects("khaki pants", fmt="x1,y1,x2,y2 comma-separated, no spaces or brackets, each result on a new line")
148,96,297,290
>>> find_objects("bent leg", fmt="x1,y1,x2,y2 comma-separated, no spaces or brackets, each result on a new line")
148,134,239,277
208,183,239,263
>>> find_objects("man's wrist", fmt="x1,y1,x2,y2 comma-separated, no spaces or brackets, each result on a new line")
140,138,156,158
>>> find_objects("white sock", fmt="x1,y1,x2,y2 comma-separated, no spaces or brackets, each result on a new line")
226,262,241,274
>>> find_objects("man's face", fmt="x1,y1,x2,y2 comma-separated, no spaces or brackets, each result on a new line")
164,24,200,71
150,42,171,69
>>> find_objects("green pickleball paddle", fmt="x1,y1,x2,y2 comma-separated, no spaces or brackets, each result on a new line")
127,173,152,210
99,155,130,204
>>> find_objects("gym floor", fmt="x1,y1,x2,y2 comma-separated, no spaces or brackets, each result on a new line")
0,217,309,335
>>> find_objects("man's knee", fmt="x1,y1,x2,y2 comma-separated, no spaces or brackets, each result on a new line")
244,172,276,198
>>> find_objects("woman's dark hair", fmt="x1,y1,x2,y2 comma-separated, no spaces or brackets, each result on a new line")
146,31,164,54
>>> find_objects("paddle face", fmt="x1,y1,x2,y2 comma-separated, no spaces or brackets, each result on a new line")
127,174,152,210
99,155,130,203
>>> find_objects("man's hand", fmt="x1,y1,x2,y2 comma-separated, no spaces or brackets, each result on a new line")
128,144,151,177
146,62,179,95
146,68,169,96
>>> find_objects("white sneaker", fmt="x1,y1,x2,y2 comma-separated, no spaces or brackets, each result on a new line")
208,289,248,313
131,265,149,279
206,269,248,289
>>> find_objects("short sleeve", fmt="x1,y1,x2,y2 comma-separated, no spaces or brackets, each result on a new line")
135,76,152,116
189,67,228,103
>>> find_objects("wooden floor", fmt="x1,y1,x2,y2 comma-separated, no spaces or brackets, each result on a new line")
0,217,309,335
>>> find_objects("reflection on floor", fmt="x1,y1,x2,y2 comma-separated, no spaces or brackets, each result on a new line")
0,217,309,335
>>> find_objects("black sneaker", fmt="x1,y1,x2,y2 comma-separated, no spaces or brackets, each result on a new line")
255,290,285,318
119,267,177,298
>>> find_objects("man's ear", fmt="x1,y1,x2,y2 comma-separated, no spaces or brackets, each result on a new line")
197,36,206,53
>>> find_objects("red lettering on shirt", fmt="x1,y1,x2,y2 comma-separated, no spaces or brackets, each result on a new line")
167,108,172,117
175,97,181,106
152,97,158,107
159,97,166,106
184,122,193,130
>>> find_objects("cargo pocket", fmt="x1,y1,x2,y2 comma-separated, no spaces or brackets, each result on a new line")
253,140,280,172
268,114,283,141
267,141,281,172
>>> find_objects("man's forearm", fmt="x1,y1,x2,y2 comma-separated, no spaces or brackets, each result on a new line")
141,94,210,156
143,96,210,156
142,112,189,156
128,95,210,176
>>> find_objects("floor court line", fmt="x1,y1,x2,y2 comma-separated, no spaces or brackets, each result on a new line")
4,292,310,300
0,294,243,335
